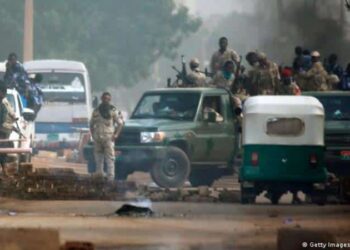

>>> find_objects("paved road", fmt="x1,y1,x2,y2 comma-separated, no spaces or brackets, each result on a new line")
0,199,349,250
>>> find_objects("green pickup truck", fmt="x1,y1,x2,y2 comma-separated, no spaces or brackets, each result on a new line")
84,88,241,188
304,91,350,201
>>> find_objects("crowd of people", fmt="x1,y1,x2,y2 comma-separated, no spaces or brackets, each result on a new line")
180,36,350,101
1,53,43,115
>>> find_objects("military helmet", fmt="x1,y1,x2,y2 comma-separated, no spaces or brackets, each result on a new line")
189,58,200,68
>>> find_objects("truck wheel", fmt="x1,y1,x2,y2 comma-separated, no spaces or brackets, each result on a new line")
151,147,190,188
189,170,217,187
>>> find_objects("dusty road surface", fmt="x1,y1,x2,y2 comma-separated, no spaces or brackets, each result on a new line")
0,153,344,249
0,199,349,250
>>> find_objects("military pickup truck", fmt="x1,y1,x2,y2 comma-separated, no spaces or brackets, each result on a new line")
84,88,241,188
304,91,350,201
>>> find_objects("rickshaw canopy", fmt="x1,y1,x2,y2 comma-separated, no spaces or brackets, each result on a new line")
243,96,324,146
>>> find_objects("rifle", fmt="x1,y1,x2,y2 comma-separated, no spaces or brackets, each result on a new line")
171,55,189,86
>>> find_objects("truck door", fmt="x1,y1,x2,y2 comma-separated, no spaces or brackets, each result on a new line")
193,94,236,163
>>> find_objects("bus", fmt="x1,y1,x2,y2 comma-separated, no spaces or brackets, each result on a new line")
24,60,92,151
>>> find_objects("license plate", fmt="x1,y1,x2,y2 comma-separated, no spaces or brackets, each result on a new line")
340,151,350,160
47,133,59,142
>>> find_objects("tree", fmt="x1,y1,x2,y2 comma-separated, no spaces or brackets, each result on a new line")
0,0,201,90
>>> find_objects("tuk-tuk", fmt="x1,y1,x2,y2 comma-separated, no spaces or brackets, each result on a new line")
239,96,328,204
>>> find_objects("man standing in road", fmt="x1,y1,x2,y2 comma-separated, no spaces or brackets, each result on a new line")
90,92,124,181
210,37,240,74
0,84,17,175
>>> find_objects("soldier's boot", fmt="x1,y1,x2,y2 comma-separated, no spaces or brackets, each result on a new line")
93,153,105,178
106,155,115,182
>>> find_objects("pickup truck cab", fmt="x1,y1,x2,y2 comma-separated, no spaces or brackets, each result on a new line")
84,88,241,188
304,91,350,201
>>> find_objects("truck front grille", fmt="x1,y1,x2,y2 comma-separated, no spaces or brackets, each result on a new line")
117,130,140,145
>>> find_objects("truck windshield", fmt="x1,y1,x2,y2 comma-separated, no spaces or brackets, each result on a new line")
36,72,86,103
317,96,350,121
132,92,200,121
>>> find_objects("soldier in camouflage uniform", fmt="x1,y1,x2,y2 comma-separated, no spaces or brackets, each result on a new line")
245,51,261,96
256,52,280,95
90,92,124,181
277,67,301,95
298,51,329,91
210,37,240,74
186,58,207,87
0,84,17,175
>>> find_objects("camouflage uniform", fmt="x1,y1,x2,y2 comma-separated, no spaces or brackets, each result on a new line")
258,62,280,95
299,62,328,91
0,98,16,137
210,71,234,89
210,49,240,74
90,105,123,180
186,69,207,87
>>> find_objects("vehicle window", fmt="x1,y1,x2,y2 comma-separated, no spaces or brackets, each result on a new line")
132,93,200,121
6,94,17,113
266,118,305,136
34,72,86,103
201,95,224,122
317,96,350,121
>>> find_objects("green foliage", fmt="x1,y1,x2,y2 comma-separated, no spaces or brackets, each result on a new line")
0,0,201,90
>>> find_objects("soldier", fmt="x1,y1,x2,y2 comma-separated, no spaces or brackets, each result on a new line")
0,84,17,175
210,37,240,74
277,67,301,95
90,92,124,181
299,51,328,91
256,52,280,95
245,51,261,96
325,53,343,89
210,60,235,89
186,58,207,87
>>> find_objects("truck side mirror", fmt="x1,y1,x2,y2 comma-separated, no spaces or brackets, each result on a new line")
234,107,242,116
23,108,36,121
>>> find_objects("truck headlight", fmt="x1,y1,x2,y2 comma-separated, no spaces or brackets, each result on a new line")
140,132,165,143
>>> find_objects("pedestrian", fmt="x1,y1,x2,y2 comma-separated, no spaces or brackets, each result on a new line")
210,60,235,89
298,51,328,91
89,92,124,181
0,84,17,176
186,58,207,87
210,37,240,74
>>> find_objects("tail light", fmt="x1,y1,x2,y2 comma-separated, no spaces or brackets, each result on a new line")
309,154,318,167
251,152,259,166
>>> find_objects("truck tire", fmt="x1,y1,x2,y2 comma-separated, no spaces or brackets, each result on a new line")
240,185,256,204
151,147,190,188
189,169,217,187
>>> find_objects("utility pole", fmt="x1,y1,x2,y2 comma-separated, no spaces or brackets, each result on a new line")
23,0,34,62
